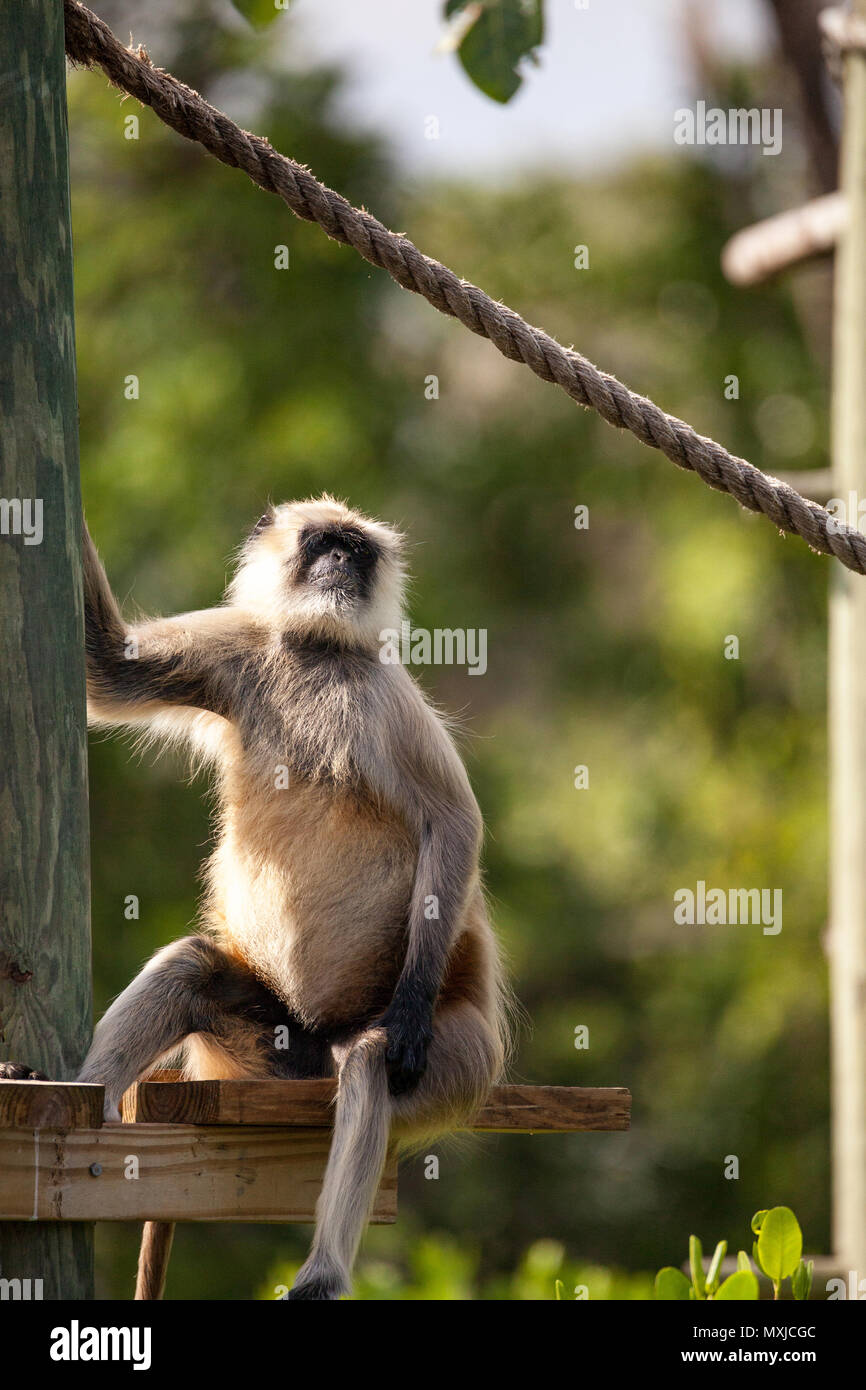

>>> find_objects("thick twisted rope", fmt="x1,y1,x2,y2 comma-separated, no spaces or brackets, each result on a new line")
63,0,866,575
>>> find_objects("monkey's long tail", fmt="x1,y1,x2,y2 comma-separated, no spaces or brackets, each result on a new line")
288,1033,390,1300
135,1220,176,1300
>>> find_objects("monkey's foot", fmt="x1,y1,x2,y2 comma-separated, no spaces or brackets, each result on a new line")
0,1061,48,1081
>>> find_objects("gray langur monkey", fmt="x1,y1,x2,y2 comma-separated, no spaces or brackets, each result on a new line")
1,496,508,1301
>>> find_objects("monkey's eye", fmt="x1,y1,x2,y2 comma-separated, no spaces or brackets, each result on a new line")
308,532,335,557
339,532,374,562
350,538,374,564
302,528,377,566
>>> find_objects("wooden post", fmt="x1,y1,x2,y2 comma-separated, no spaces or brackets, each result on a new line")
0,0,94,1298
829,0,866,1281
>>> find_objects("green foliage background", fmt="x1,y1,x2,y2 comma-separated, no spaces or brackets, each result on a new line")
75,4,829,1299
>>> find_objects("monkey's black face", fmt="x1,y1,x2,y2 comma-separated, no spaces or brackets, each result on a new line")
296,525,379,603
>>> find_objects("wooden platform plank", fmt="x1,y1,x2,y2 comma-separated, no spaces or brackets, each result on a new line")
122,1079,631,1132
0,1080,104,1130
0,1078,631,1133
474,1083,631,1132
0,1126,396,1224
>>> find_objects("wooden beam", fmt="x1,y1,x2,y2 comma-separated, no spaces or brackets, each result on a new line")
721,192,845,286
122,1079,631,1132
0,0,93,1299
0,1078,631,1132
0,1125,397,1224
466,1083,630,1132
0,1079,624,1226
829,0,866,1279
0,1081,103,1130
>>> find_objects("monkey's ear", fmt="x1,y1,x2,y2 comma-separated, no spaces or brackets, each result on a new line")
249,509,275,539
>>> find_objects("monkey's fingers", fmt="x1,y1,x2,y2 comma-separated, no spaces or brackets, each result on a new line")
383,1036,430,1096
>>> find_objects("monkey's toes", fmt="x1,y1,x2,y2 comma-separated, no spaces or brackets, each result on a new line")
0,1061,48,1081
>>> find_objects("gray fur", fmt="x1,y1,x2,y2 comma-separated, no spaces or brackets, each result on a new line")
76,497,509,1298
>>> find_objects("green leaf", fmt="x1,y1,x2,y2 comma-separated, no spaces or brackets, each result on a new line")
655,1266,692,1301
230,0,287,28
737,1250,753,1273
751,1209,769,1235
753,1240,761,1270
554,1278,563,1300
706,1240,727,1293
791,1258,814,1302
689,1235,706,1298
447,0,544,104
714,1270,760,1301
757,1207,803,1282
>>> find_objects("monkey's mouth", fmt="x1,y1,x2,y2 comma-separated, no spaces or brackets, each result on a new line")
314,566,361,599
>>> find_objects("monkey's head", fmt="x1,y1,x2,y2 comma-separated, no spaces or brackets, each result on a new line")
228,495,406,647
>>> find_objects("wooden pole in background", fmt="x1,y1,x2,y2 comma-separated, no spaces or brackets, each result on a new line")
0,0,93,1298
830,0,866,1282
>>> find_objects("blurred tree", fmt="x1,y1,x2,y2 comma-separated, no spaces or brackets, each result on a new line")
762,0,839,194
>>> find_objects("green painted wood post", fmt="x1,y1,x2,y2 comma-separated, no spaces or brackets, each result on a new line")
0,0,94,1298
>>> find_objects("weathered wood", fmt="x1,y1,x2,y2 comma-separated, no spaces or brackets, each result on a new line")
123,1078,337,1127
0,1125,397,1224
829,0,866,1280
0,1081,103,1130
0,1078,622,1228
471,1083,630,1132
135,1222,175,1300
121,1078,631,1132
0,0,93,1298
0,1077,631,1132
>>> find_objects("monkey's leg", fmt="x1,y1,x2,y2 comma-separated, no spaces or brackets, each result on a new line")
75,934,273,1119
287,1001,501,1301
77,936,331,1301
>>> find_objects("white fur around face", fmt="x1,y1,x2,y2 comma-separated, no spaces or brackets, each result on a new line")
227,496,406,648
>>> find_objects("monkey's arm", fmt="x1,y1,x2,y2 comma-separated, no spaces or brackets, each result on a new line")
374,680,483,1095
83,520,241,725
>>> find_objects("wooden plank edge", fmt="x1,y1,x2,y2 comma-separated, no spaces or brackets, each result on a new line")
0,1080,104,1130
123,1079,631,1132
0,1124,396,1224
0,1078,631,1133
